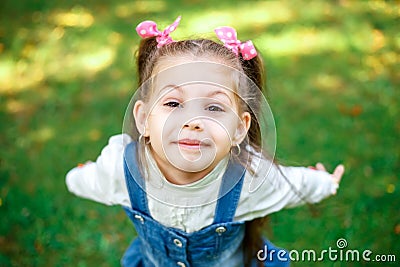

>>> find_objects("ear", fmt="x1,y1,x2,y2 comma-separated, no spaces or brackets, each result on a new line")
233,111,251,145
133,100,149,137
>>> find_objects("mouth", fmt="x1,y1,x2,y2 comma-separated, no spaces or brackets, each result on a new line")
176,139,207,150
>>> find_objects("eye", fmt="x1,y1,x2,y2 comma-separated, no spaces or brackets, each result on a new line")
163,101,182,108
206,105,224,112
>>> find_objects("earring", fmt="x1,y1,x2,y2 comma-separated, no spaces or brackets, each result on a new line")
138,134,150,145
231,143,241,156
138,134,151,145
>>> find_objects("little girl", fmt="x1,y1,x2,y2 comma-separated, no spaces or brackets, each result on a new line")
66,17,344,267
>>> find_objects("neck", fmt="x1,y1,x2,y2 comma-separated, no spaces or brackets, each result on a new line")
159,162,211,185
148,148,216,185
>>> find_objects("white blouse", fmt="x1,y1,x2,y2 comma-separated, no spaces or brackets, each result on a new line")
66,134,338,233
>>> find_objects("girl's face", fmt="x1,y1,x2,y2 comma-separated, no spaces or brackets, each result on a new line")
134,60,250,182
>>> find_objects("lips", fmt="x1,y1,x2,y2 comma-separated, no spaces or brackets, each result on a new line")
176,139,205,149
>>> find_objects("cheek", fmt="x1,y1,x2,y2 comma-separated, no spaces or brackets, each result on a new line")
207,120,237,143
147,113,163,137
148,112,177,140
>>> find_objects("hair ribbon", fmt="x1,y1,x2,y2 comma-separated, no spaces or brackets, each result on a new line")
136,16,181,48
214,26,257,60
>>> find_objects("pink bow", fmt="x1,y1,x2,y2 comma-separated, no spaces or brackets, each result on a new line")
214,26,257,60
136,16,181,48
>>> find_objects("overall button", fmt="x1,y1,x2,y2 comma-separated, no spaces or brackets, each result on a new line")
173,238,183,247
215,226,226,234
177,262,186,267
134,214,144,223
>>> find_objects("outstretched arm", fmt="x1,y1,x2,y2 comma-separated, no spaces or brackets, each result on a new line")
235,158,346,221
65,134,131,206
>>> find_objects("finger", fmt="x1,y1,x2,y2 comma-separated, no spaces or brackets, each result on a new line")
332,164,345,183
316,162,326,171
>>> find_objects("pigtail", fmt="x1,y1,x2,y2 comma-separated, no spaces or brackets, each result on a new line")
239,50,266,150
136,37,159,87
240,53,266,94
239,52,271,267
134,37,160,183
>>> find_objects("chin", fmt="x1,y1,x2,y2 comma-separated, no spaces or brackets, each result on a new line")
170,157,216,173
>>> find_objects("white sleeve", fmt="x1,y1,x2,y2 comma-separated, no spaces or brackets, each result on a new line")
236,158,338,220
271,164,338,207
65,134,132,207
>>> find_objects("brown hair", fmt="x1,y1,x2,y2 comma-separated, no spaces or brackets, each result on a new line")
135,37,268,266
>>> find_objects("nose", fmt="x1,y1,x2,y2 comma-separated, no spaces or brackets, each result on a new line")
183,118,204,131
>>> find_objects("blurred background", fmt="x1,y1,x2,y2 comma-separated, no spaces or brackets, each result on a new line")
0,0,398,266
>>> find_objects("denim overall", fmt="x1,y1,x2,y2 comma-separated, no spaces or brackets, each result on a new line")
121,142,289,267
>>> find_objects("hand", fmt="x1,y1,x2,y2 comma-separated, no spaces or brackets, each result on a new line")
77,161,93,168
310,163,345,185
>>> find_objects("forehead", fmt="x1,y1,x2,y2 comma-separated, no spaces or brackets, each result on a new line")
153,60,237,92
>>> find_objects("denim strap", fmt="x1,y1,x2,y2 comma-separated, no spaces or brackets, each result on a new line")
123,142,151,216
213,159,245,224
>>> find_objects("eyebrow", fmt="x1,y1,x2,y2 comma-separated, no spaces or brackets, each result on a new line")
160,84,183,94
206,90,233,105
160,85,233,105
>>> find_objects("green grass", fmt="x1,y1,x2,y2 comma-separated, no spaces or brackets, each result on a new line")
1,0,399,266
